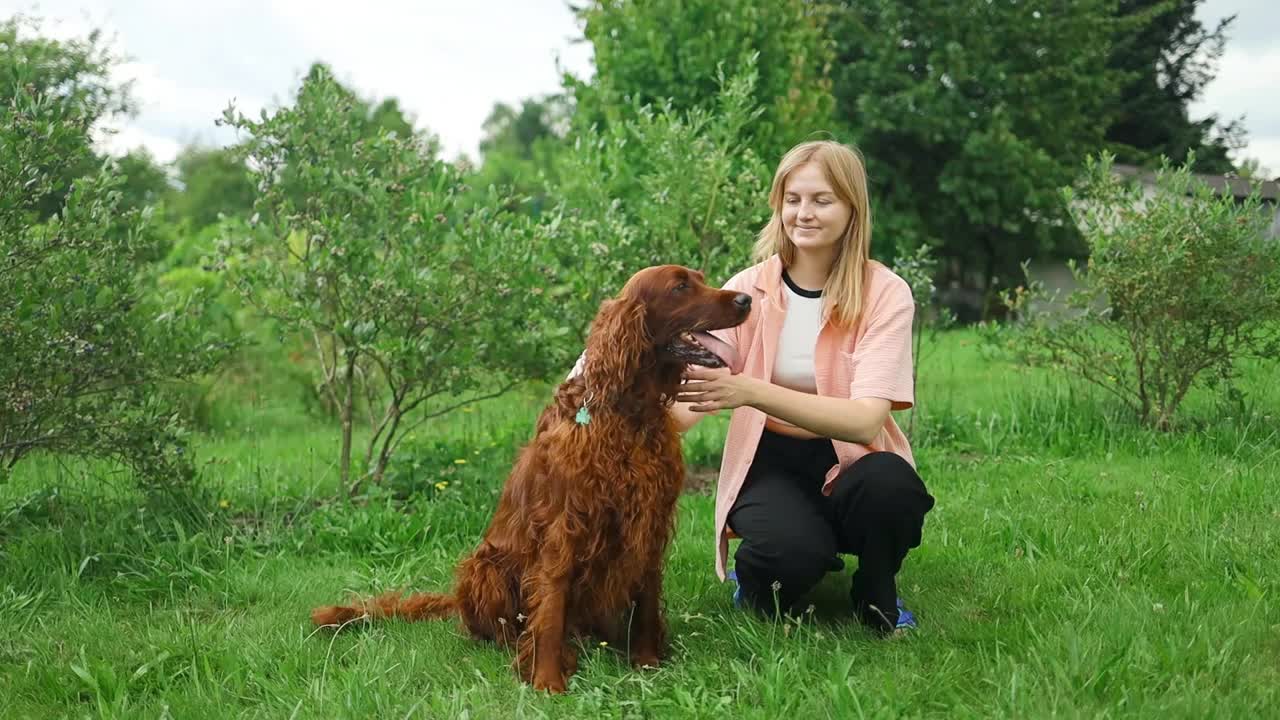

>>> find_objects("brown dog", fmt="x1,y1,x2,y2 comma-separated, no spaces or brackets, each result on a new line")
312,265,749,692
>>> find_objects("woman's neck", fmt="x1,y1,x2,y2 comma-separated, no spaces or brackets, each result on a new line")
786,247,837,290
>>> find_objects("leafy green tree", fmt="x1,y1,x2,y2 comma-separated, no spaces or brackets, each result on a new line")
114,148,173,212
570,0,836,163
168,145,256,229
470,94,570,215
0,15,132,219
1105,0,1242,174
218,66,565,496
1,83,233,485
547,69,770,340
831,0,1123,316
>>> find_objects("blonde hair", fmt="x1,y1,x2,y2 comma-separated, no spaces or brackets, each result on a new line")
753,140,873,329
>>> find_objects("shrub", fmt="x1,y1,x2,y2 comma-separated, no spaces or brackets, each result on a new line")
1005,154,1280,429
217,66,567,496
1,84,233,486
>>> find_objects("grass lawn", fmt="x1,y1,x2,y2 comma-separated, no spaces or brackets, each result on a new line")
2,329,1278,718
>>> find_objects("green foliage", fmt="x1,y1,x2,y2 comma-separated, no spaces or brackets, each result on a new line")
469,94,570,216
0,15,131,219
167,145,257,229
546,68,771,337
218,66,566,495
831,0,1122,314
571,0,836,163
1005,154,1280,429
114,148,174,213
0,84,234,487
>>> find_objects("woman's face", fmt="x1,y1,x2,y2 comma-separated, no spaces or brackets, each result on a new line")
781,162,852,255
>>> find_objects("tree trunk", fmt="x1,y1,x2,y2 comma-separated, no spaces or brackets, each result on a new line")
339,351,358,497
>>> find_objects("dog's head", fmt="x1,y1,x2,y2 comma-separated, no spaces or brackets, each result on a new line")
582,265,751,402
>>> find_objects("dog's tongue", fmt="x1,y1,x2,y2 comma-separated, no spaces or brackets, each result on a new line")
692,331,743,375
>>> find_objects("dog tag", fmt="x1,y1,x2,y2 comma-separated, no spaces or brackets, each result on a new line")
575,405,592,425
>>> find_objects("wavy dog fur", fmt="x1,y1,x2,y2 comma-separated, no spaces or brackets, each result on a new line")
312,265,751,693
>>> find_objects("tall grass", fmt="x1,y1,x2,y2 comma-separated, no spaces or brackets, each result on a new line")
2,329,1277,718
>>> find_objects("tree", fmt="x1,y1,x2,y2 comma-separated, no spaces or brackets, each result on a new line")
470,95,570,215
547,69,771,341
168,145,257,229
219,66,566,496
1105,0,1243,174
570,0,836,164
0,15,132,219
1,80,233,486
830,0,1123,318
114,147,173,212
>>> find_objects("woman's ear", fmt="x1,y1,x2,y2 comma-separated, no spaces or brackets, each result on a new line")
582,297,649,403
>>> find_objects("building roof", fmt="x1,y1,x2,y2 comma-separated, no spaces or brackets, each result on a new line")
1112,163,1279,202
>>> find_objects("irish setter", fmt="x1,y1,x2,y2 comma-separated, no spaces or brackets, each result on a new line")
312,265,750,693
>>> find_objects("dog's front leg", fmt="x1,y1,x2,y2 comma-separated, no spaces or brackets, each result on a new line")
629,567,667,669
517,540,576,693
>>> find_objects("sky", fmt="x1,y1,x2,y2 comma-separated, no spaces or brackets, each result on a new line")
5,0,1278,176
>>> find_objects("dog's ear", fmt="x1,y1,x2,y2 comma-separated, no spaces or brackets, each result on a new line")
582,297,649,403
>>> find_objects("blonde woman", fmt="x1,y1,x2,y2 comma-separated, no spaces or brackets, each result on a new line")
675,140,934,633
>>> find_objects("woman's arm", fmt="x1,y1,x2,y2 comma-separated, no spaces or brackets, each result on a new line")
678,369,890,445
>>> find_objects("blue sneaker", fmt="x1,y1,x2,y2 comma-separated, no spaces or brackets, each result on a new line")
728,569,744,608
895,597,917,631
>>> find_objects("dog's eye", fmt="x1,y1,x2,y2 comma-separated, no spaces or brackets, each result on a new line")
673,282,689,293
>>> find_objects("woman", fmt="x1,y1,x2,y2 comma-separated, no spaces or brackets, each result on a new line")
675,140,934,633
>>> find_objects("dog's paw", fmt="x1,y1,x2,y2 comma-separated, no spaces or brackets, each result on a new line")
631,652,662,670
533,671,568,694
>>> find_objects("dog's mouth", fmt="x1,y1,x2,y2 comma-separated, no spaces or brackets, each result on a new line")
665,331,742,374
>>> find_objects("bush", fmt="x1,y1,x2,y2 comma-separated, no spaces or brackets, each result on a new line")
544,66,771,338
1005,154,1280,429
217,66,568,496
1,83,234,488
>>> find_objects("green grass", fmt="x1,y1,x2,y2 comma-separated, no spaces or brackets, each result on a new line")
3,329,1278,718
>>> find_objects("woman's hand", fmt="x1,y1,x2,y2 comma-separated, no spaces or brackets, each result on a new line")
677,367,763,413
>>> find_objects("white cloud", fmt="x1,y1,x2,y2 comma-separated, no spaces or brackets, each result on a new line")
1190,45,1280,177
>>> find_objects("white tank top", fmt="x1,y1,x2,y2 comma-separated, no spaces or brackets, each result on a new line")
771,270,823,394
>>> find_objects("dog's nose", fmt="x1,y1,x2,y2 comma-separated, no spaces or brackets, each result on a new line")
733,293,752,310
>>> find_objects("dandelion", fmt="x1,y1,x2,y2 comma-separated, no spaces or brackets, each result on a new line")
435,481,449,490
454,459,467,465
462,407,474,414
599,641,608,647
770,580,782,593
498,617,507,626
516,613,527,623
218,499,230,509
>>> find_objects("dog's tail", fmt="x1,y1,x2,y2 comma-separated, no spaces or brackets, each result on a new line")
311,591,457,628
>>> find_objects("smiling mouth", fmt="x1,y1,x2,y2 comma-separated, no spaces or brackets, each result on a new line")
666,331,742,373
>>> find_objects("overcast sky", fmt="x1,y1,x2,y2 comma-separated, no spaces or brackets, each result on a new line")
6,0,1278,176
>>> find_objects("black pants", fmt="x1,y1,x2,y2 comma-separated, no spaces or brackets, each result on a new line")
727,431,935,630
